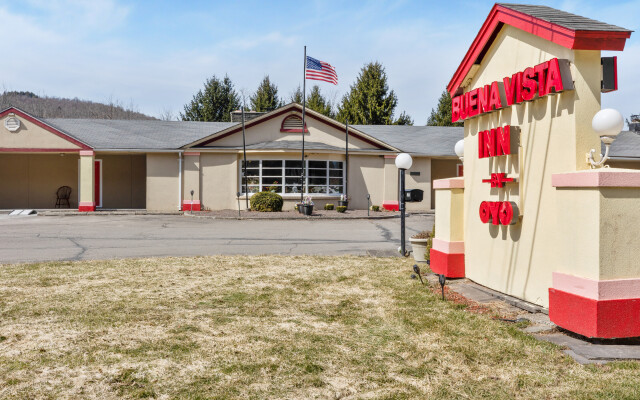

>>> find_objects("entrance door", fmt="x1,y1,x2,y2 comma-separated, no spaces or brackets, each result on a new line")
95,160,102,208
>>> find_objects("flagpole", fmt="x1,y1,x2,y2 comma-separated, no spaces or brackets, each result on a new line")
301,45,307,203
241,105,248,210
345,119,349,201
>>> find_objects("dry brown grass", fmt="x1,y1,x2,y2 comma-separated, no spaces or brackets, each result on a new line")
1,255,639,399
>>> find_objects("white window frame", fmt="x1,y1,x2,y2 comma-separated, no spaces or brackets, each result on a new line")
240,159,345,197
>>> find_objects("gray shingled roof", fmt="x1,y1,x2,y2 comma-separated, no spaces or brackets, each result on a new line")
43,118,236,150
499,4,632,32
354,125,463,157
36,116,640,159
605,131,640,159
207,140,393,152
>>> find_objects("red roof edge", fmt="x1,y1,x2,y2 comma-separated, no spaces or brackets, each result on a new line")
447,4,632,96
0,107,92,150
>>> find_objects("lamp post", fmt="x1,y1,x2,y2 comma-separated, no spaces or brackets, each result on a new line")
588,108,624,168
395,153,413,257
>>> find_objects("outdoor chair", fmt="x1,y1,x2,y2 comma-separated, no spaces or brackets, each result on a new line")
55,186,72,208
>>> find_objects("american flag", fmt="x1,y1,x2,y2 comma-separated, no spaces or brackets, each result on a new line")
305,56,338,85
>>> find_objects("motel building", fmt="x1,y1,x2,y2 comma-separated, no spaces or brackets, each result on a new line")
0,103,468,213
430,3,640,339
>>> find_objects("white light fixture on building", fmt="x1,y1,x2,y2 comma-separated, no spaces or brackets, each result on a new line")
395,153,413,257
588,108,624,168
454,139,465,162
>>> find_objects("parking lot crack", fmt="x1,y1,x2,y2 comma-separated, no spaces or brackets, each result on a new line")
67,238,88,261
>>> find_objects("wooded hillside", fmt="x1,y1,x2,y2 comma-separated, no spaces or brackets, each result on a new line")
0,91,156,120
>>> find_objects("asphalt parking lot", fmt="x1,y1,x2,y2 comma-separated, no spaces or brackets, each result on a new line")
0,214,434,264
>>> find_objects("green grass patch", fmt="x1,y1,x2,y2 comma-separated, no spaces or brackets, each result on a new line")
0,255,639,398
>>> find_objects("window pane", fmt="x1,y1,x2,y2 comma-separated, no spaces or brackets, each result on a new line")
308,161,326,169
285,177,302,185
329,178,343,185
308,169,326,177
308,186,327,194
242,177,259,185
285,160,302,168
263,160,283,168
309,177,326,185
328,185,343,194
261,168,282,177
328,161,343,169
285,186,303,193
242,186,260,193
262,185,282,192
329,170,343,177
245,160,259,168
285,168,302,176
244,168,259,177
262,177,282,185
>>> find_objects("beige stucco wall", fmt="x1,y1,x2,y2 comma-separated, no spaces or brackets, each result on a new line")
0,154,79,209
201,153,238,210
348,155,385,209
205,111,379,150
405,157,432,212
0,114,82,149
196,151,434,211
183,154,201,203
430,159,460,209
461,25,603,307
99,154,146,209
146,153,179,211
555,182,640,281
78,152,94,205
434,186,465,241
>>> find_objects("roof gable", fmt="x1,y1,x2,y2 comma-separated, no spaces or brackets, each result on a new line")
0,107,92,151
448,3,632,96
183,103,399,152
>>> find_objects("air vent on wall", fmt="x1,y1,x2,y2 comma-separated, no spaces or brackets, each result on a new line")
280,115,307,132
4,114,21,132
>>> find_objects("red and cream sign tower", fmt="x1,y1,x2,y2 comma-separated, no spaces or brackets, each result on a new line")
431,3,638,338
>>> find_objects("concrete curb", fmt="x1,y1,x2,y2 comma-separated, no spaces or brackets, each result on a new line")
183,212,402,221
38,211,183,216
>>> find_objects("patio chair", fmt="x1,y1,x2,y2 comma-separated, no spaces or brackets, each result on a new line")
55,186,72,208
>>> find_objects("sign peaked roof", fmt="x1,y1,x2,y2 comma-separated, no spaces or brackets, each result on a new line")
447,3,633,96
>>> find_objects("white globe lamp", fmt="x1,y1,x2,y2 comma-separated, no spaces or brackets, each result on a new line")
592,108,624,145
588,108,624,168
395,153,413,170
454,139,465,161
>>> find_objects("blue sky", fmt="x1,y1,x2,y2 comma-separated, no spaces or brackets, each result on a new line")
1,0,639,124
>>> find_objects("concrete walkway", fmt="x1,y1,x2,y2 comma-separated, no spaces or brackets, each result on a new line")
425,274,640,364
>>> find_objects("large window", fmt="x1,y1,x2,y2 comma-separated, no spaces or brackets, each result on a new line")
241,160,344,195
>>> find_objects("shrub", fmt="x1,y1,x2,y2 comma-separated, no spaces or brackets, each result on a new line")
411,230,431,239
250,192,283,212
425,225,434,262
336,206,347,213
324,203,335,210
371,205,380,212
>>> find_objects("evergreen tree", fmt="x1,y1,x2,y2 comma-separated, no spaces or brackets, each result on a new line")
306,85,334,118
250,76,283,112
181,75,240,122
395,111,414,126
336,62,406,125
427,90,463,127
290,85,303,104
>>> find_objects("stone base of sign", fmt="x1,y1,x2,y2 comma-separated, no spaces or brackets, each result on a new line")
430,248,465,278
